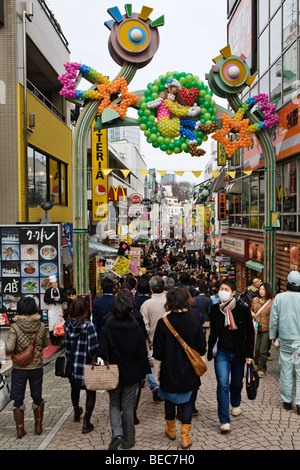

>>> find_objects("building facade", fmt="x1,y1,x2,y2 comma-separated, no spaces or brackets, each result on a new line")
0,0,73,225
223,0,300,292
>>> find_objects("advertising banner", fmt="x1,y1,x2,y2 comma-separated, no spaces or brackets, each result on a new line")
0,224,61,323
110,256,132,277
92,125,108,221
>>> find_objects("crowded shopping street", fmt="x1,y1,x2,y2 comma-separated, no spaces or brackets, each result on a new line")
1,241,300,455
2,0,300,456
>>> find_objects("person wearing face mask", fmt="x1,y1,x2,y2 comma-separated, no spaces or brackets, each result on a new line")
207,279,255,433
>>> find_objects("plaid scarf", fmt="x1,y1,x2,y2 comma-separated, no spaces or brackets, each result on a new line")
220,297,237,330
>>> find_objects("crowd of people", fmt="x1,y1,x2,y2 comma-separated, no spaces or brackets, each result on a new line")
4,239,300,451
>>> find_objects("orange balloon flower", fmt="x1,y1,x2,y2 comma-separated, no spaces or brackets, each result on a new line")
97,77,139,119
212,114,252,158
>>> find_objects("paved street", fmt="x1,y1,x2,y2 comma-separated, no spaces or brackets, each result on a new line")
1,345,300,452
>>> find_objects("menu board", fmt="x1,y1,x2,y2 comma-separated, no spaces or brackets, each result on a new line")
0,224,61,324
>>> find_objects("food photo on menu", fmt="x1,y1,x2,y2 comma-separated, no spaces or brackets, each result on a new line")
20,244,39,260
2,245,20,261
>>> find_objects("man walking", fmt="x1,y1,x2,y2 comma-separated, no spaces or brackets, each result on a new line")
140,276,167,401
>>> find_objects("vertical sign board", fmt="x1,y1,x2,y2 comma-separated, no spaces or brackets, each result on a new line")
0,224,61,325
92,124,108,222
218,143,227,166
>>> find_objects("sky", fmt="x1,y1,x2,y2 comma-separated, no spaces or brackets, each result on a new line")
46,0,228,184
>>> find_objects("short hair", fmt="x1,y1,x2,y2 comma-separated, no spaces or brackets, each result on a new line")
219,279,236,292
149,275,164,293
164,287,190,312
17,297,37,316
164,277,175,291
67,287,76,296
137,278,150,294
101,277,114,294
112,292,134,318
180,273,190,285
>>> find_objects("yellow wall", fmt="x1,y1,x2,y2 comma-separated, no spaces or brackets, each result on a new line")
23,86,73,223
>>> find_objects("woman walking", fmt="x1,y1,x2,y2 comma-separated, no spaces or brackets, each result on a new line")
5,297,48,438
64,297,98,433
251,283,274,377
153,287,206,449
97,291,149,450
208,279,254,433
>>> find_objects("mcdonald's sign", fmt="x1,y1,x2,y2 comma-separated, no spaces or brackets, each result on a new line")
108,185,127,201
92,123,108,221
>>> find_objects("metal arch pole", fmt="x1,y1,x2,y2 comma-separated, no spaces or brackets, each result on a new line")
72,63,138,295
227,94,276,289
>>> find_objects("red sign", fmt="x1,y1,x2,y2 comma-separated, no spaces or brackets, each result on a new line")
130,193,143,204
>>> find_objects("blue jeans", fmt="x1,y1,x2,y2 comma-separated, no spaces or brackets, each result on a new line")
147,367,158,393
214,349,245,424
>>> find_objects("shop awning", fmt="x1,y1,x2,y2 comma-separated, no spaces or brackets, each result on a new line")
88,240,118,256
245,260,264,272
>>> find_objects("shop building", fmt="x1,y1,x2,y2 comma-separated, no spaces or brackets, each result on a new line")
221,0,300,292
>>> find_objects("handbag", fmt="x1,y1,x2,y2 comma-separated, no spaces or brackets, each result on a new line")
0,373,10,411
84,359,119,391
245,363,259,400
55,334,79,378
11,330,38,367
163,317,207,377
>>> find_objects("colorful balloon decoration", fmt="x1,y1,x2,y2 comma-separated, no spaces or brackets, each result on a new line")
138,72,218,156
211,93,279,158
198,185,212,203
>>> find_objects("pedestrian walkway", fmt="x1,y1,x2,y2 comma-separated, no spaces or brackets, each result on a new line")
1,345,300,451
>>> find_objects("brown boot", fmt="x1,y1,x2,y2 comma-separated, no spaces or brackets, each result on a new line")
165,419,176,440
13,408,26,439
181,423,192,449
33,402,44,435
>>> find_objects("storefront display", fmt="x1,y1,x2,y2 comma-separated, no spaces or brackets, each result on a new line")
0,225,62,324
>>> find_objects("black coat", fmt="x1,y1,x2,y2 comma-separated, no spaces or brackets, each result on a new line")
153,312,206,393
97,314,150,386
92,294,115,339
207,301,255,364
44,287,67,305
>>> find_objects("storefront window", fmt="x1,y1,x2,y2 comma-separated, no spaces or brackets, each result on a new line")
250,175,259,214
259,175,265,213
250,215,259,229
283,214,297,231
283,161,297,212
49,158,60,205
34,151,47,201
258,0,269,33
242,177,250,214
276,166,282,212
283,42,297,103
259,27,269,75
242,216,249,228
283,0,297,49
60,162,67,205
270,10,282,64
28,147,34,193
270,59,282,105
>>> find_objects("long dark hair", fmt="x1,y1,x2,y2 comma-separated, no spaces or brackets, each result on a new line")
69,297,90,323
164,287,190,313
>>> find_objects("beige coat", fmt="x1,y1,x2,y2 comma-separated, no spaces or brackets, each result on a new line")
251,297,274,333
5,314,48,369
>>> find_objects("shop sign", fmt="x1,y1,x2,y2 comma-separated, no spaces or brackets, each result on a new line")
92,126,108,221
129,193,143,205
0,224,61,323
221,236,249,260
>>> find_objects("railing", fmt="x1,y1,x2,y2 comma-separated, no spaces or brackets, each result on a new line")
38,0,70,52
27,80,65,122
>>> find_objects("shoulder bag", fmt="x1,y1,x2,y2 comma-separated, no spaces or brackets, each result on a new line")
55,334,79,378
11,330,38,367
163,317,207,377
84,358,119,391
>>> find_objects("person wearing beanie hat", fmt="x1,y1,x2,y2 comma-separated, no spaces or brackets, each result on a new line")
269,271,300,414
44,276,67,346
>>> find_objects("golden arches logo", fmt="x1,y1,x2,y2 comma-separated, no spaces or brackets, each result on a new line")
108,185,127,201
